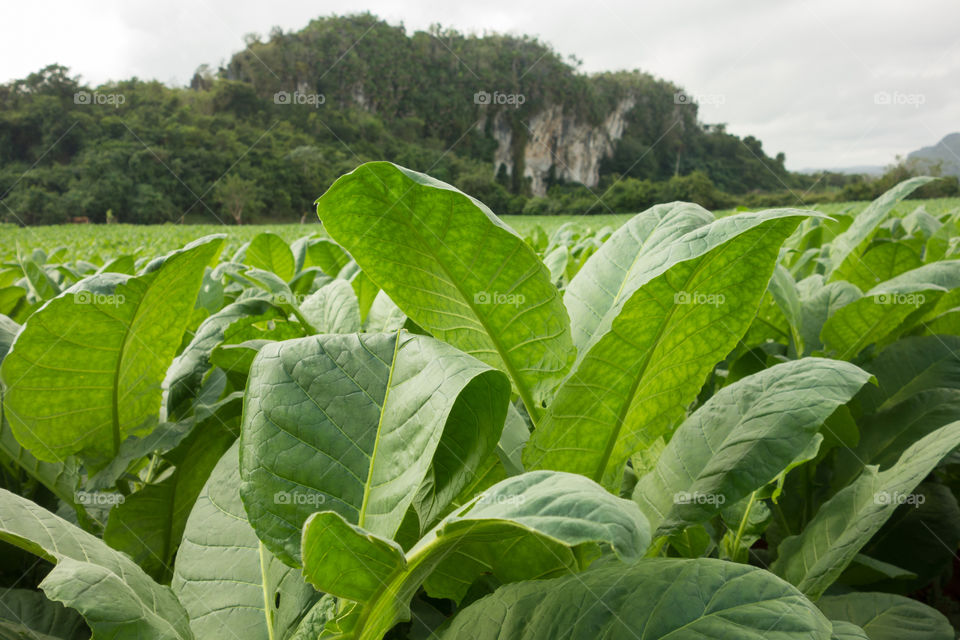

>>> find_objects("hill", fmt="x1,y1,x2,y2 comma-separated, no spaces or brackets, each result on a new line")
908,132,960,177
0,13,950,225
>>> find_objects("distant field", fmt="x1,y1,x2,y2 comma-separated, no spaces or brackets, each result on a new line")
2,198,959,261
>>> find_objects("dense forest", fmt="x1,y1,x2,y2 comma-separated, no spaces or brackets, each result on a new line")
0,13,955,225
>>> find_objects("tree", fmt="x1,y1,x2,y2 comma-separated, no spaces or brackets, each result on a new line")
213,174,262,225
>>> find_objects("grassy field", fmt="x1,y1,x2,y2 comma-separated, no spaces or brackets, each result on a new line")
2,197,959,262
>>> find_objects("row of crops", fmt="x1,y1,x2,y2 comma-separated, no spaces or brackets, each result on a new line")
2,163,960,639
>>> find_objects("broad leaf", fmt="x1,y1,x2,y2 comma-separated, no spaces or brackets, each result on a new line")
0,589,88,640
827,177,936,277
635,358,870,535
441,558,832,640
831,621,870,640
316,161,575,416
1,236,224,461
0,488,192,639
562,201,713,350
771,420,960,598
172,443,323,640
1,401,80,510
239,331,510,566
245,232,295,282
301,471,649,639
302,238,350,276
797,277,861,355
832,241,923,291
299,278,361,333
163,298,273,420
103,418,236,581
818,592,952,640
857,335,960,414
527,209,811,488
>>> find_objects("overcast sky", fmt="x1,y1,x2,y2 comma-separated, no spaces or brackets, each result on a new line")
2,0,957,170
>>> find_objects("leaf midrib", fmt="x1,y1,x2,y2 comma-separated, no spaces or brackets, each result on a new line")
360,182,544,421
358,332,402,529
591,248,721,483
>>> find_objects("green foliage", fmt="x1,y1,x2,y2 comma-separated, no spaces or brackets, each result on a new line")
0,171,959,639
5,16,942,226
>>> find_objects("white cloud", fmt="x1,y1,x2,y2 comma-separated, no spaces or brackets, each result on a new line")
2,0,957,169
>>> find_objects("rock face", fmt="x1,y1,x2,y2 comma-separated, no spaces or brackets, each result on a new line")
486,98,636,196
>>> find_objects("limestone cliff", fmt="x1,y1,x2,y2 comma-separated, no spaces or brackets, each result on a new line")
484,98,636,196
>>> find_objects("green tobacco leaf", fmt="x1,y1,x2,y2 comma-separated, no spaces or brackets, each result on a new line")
526,209,810,489
416,402,532,536
772,420,960,598
831,621,870,640
858,484,960,592
98,254,137,276
838,554,916,587
820,291,936,360
441,558,832,640
300,512,406,603
288,598,338,640
768,264,804,352
419,471,648,601
316,161,575,416
562,201,713,351
0,488,192,639
831,336,960,487
821,260,960,358
301,471,649,639
0,589,89,640
302,238,351,276
299,278,361,333
818,592,953,640
834,389,960,488
542,245,568,284
164,298,273,420
1,400,80,510
0,314,18,361
337,261,379,323
857,335,960,414
635,358,870,536
245,232,295,282
1,236,224,461
410,367,513,534
796,277,862,355
103,418,236,581
172,443,322,640
19,255,60,301
364,290,406,333
832,241,923,291
827,177,936,277
240,331,510,566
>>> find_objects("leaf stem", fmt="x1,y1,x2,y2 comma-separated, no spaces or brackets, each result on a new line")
731,490,758,563
259,542,276,640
